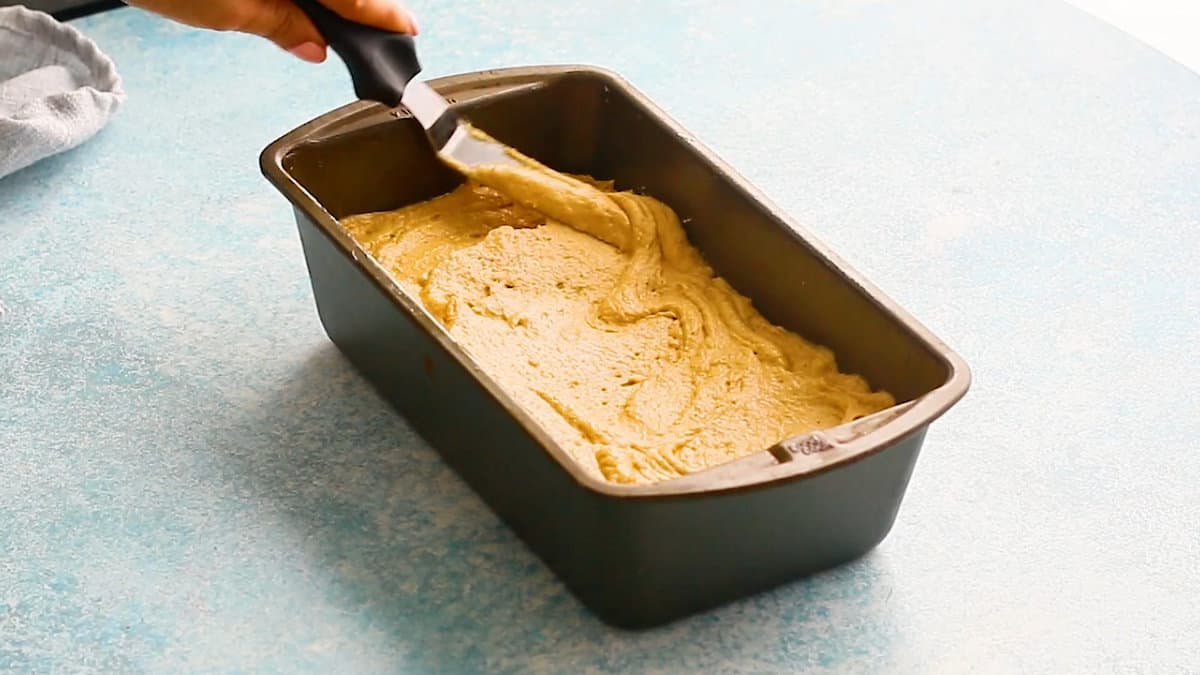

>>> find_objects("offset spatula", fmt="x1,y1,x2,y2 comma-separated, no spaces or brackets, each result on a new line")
292,0,519,169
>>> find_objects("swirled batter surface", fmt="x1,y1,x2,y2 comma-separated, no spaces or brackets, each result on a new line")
342,133,894,484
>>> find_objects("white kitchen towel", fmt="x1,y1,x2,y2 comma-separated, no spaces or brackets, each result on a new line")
0,5,124,179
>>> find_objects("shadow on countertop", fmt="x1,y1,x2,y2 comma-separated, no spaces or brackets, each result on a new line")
208,344,907,672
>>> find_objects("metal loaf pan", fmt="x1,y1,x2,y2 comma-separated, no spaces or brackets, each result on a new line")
260,66,970,628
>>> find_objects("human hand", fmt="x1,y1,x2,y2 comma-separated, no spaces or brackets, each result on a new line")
124,0,418,63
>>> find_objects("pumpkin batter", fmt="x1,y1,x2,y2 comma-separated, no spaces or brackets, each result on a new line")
341,130,895,485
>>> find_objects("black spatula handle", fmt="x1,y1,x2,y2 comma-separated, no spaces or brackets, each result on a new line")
292,0,421,107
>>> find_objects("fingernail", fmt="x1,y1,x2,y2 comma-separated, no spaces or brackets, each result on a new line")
406,10,420,35
288,42,326,63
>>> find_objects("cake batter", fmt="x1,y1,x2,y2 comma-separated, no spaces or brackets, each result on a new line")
342,132,895,484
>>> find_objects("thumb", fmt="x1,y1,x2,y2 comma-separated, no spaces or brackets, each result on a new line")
237,0,329,62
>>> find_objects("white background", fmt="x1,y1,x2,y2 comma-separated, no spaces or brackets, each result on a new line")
1066,0,1200,73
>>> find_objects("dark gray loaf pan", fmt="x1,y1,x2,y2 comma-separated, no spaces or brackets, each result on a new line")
260,65,970,628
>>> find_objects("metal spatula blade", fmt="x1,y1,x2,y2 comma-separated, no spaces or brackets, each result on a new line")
293,0,519,170
399,80,520,169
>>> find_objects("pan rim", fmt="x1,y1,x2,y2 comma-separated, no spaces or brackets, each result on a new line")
259,64,972,500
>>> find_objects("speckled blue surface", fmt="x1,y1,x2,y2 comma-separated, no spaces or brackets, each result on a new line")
2,0,1198,672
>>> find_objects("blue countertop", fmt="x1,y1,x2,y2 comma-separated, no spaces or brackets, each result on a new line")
2,0,1198,672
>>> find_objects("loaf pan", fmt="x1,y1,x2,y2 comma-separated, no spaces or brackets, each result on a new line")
260,65,970,628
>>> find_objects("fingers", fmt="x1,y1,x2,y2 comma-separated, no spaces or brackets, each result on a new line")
318,0,419,35
287,41,328,63
253,0,419,63
125,0,418,65
224,0,327,58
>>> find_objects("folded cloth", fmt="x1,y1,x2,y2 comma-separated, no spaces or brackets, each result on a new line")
0,5,124,179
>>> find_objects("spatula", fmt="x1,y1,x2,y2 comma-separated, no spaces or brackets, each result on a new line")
292,0,519,169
